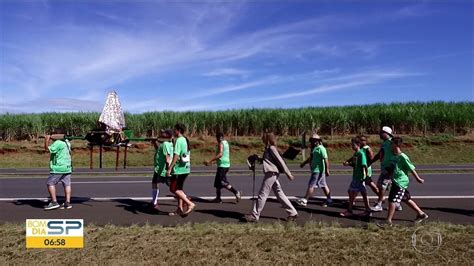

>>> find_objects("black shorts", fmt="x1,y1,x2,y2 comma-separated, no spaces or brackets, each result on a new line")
152,173,168,185
214,167,230,189
364,176,373,185
170,174,189,192
388,182,411,203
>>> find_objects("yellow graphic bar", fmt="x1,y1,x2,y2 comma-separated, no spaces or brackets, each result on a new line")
26,236,84,248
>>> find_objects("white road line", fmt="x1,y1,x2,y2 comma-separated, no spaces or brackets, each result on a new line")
0,195,473,202
73,181,150,184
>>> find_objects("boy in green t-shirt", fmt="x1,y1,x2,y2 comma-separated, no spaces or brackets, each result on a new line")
369,126,402,212
167,123,195,216
378,137,429,227
296,134,332,207
343,135,379,200
204,132,241,203
341,137,371,217
44,129,73,210
150,129,174,210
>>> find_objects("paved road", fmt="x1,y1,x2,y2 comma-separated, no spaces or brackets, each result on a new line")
0,172,472,226
0,173,472,198
0,164,473,175
1,198,472,226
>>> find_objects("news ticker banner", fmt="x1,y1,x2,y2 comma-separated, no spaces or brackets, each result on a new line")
26,219,84,248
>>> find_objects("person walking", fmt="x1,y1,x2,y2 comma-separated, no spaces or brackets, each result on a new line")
244,132,298,222
204,132,242,203
44,129,73,210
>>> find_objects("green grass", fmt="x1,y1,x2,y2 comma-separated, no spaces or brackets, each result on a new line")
1,135,473,168
1,222,472,264
1,102,473,140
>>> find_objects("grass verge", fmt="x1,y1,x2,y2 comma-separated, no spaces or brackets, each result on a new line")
1,222,473,264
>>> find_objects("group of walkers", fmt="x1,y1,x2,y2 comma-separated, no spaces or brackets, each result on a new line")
43,124,429,226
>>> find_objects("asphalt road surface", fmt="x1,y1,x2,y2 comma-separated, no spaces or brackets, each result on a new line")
0,169,472,226
1,164,473,175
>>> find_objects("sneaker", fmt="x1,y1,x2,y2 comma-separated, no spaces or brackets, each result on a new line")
415,213,429,224
376,220,393,229
60,202,72,210
169,208,183,216
371,204,383,212
323,199,333,207
287,214,298,222
295,198,307,207
244,214,258,223
44,201,60,210
395,203,403,211
339,210,353,217
235,191,242,203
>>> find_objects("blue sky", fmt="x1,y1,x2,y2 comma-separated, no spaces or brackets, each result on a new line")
0,0,472,113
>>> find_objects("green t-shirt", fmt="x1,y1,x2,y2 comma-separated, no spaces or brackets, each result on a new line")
154,141,173,176
362,145,372,177
352,149,367,181
311,145,328,173
381,139,394,168
216,140,230,168
173,136,190,175
49,140,72,174
390,153,415,189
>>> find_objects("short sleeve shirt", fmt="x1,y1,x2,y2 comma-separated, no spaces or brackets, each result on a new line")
154,141,173,176
390,153,415,189
311,145,328,173
49,140,72,174
173,136,190,175
352,149,367,181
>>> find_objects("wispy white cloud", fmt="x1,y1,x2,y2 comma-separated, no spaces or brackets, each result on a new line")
0,98,103,113
202,68,250,77
146,69,425,111
1,2,463,113
188,75,283,99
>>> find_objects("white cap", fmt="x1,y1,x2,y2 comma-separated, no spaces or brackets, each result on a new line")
309,133,322,141
382,126,393,136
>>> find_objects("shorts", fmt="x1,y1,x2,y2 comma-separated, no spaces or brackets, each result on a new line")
377,169,392,191
46,173,71,187
170,174,189,192
348,179,367,193
214,167,230,189
388,182,411,203
152,173,169,185
364,176,373,185
308,172,327,188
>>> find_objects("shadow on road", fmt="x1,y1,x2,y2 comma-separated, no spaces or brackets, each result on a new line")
195,209,244,221
13,196,92,209
114,199,173,216
421,206,474,217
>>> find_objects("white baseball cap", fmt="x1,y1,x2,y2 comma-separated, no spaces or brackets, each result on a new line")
309,133,322,141
381,126,393,136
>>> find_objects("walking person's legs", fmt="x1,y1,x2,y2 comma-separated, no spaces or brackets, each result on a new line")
45,174,61,210
47,185,57,203
296,173,317,207
272,179,298,219
248,173,277,221
61,174,72,209
175,174,195,215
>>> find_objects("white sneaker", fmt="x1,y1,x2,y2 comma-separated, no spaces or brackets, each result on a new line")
371,204,383,212
295,198,307,207
395,203,403,211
